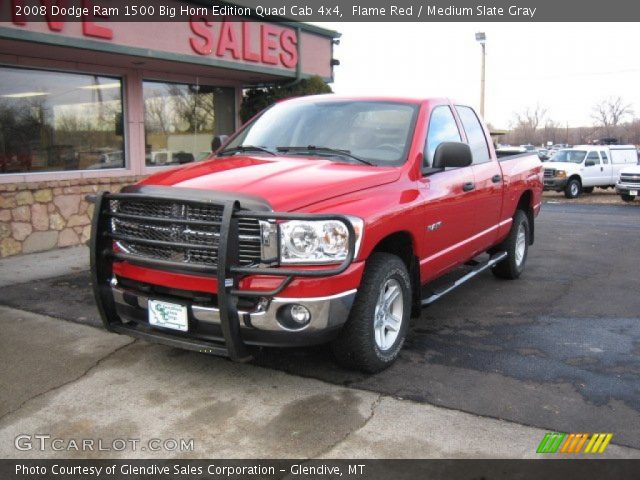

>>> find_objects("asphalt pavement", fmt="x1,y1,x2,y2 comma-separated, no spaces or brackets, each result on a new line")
0,202,639,456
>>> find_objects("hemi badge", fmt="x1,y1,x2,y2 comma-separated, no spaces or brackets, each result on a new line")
427,221,443,232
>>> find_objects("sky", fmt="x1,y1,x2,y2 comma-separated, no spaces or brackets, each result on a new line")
315,22,640,129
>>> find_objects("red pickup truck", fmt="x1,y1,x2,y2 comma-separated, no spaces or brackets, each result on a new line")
91,96,543,372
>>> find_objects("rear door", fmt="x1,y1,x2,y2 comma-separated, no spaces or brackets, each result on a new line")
582,151,602,186
418,104,478,277
599,149,614,185
455,105,503,251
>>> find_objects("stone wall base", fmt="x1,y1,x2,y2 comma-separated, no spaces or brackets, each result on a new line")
0,176,146,258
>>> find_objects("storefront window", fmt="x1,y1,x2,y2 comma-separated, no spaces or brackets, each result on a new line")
143,81,235,166
0,66,124,174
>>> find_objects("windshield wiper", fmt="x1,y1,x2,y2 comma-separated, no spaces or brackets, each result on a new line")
276,146,373,166
218,145,277,156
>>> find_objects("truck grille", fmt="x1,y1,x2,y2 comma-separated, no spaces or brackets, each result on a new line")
620,173,640,186
108,198,262,268
543,169,556,178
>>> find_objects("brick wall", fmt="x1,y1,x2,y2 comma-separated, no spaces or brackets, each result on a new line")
0,176,145,258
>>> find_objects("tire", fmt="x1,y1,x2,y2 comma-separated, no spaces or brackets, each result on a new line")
582,187,594,194
331,252,411,373
621,194,636,202
491,210,530,280
564,178,582,198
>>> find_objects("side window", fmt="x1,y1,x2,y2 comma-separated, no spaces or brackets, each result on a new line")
600,151,609,164
424,106,461,167
586,151,601,164
456,106,491,164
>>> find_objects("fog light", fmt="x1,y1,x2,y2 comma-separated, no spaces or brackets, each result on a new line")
290,305,311,325
276,304,312,330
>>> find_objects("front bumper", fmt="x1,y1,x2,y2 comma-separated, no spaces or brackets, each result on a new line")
110,281,356,349
616,182,639,195
543,177,568,191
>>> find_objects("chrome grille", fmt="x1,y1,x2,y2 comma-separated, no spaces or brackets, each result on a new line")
109,198,262,268
620,173,640,186
543,169,555,178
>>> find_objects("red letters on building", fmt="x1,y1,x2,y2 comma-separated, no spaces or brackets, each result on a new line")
216,21,241,59
81,0,113,39
189,16,213,54
242,22,260,63
188,18,298,69
279,29,297,68
40,0,67,31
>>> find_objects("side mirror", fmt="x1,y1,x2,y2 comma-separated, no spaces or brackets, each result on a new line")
432,142,473,169
211,135,229,154
585,160,596,167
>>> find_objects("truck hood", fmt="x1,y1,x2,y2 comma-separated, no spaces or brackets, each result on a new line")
542,161,580,171
139,155,401,211
620,165,640,174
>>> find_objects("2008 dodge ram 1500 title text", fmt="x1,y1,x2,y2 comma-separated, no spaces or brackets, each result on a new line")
91,96,543,372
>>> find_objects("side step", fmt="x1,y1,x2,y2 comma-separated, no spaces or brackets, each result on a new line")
421,252,508,306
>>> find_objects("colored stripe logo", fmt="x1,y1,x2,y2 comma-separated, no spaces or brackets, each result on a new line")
537,433,612,454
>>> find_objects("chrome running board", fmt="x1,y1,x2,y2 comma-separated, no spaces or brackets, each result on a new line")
421,252,508,306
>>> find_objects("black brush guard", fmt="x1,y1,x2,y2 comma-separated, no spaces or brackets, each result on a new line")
90,187,356,362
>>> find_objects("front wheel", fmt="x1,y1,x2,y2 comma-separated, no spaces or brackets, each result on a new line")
492,210,530,280
331,253,411,373
564,178,582,198
621,194,636,202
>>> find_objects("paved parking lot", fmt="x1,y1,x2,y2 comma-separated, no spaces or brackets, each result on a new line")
0,202,639,456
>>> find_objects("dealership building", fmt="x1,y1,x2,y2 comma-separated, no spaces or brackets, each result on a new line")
0,5,338,257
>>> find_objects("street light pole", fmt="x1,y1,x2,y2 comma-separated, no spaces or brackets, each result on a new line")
475,32,486,117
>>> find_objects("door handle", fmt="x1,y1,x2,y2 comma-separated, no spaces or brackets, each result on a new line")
492,174,502,183
462,182,475,192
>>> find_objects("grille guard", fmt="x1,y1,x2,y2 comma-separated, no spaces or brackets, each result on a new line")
89,188,356,361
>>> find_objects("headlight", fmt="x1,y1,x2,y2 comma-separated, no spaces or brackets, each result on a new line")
555,170,567,178
280,217,363,264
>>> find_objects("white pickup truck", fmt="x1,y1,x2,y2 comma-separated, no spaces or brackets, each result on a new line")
617,165,640,202
543,145,638,198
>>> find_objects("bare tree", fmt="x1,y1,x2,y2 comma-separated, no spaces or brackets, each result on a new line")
145,96,171,134
508,103,548,145
591,97,633,137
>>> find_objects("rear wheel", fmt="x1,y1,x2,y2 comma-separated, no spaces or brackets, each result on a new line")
492,210,530,280
621,194,636,202
564,178,582,198
331,253,411,373
582,186,594,193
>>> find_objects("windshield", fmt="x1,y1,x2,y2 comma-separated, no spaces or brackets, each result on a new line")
222,100,419,166
550,150,587,163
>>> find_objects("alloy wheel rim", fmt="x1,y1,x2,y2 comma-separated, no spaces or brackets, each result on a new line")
374,278,404,351
515,224,527,267
571,183,579,196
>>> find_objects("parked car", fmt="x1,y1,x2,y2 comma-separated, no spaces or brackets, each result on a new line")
616,165,640,202
537,149,549,161
495,146,526,158
90,96,543,372
543,145,638,198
